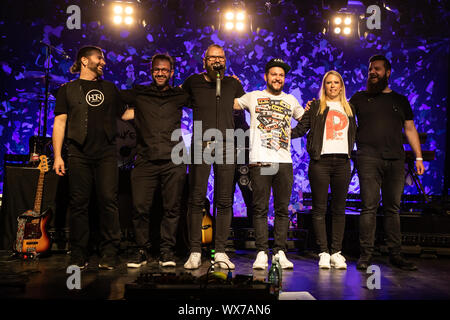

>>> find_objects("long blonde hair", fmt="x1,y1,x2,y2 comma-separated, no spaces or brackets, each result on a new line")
318,70,353,117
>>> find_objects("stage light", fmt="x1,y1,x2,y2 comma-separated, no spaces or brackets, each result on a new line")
334,27,341,34
343,27,351,34
113,16,123,24
124,16,133,25
110,1,136,27
344,17,352,25
220,8,249,33
334,17,342,25
236,11,245,21
329,13,356,37
225,11,234,20
125,6,133,15
113,5,123,14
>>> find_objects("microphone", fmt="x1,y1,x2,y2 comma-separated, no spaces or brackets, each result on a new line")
214,64,223,98
40,41,71,60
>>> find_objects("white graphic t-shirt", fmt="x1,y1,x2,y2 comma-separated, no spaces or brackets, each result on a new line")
321,101,349,155
237,90,304,163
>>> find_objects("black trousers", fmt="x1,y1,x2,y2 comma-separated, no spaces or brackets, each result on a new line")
308,155,351,254
68,154,121,257
356,155,404,258
131,156,186,254
250,163,293,253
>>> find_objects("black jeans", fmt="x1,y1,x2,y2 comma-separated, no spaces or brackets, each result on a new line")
131,157,186,254
188,142,236,253
356,155,404,258
250,163,293,253
68,154,121,257
308,155,351,254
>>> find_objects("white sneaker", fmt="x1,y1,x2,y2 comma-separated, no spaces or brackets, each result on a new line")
253,251,268,269
318,252,331,269
183,252,202,270
214,252,235,270
275,250,294,269
330,251,347,269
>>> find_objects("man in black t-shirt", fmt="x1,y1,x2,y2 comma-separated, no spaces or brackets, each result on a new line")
350,55,425,271
182,44,245,270
52,46,123,270
120,53,190,268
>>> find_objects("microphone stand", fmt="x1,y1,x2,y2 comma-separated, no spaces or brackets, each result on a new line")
213,70,221,231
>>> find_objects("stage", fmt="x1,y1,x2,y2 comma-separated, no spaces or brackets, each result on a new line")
1,249,450,301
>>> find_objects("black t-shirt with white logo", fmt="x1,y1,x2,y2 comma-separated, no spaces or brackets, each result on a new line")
55,79,114,158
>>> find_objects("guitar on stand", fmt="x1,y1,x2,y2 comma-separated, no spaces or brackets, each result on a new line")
14,155,52,259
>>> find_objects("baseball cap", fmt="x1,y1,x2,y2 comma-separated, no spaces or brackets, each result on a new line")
265,58,291,74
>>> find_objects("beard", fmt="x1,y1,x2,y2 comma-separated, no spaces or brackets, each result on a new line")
206,62,225,80
88,61,103,77
152,75,170,89
267,81,284,94
367,73,389,94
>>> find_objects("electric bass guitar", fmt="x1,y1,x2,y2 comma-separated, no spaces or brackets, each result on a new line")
15,155,52,258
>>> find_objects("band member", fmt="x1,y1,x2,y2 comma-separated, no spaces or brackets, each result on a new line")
120,53,189,268
292,70,356,269
351,55,424,271
182,44,245,270
234,59,304,269
52,46,123,270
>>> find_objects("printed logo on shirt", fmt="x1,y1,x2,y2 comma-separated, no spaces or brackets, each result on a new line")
325,109,348,140
256,97,292,151
85,89,104,107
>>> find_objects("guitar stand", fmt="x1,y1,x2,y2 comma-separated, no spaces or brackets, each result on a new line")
406,160,429,203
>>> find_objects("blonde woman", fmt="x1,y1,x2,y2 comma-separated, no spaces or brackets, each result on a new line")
292,70,356,269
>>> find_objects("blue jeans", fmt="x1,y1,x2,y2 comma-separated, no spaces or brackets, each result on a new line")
356,155,404,258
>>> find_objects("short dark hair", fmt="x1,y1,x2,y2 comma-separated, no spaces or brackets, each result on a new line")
70,46,103,74
151,53,174,70
369,54,391,72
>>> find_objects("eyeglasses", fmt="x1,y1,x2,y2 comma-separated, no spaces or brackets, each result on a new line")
206,56,225,62
152,68,171,74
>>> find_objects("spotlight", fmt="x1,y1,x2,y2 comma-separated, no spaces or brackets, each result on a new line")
113,16,123,24
329,13,356,37
220,9,249,33
114,5,123,14
334,27,341,34
111,1,136,27
343,27,351,34
334,17,342,25
344,17,352,25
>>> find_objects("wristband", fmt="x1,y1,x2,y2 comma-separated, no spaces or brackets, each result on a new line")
416,158,423,161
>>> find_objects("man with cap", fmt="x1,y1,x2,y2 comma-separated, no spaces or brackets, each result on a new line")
234,58,304,269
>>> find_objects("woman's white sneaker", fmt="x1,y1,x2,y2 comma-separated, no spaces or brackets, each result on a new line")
214,252,235,269
330,251,347,269
252,251,268,269
183,252,202,270
318,252,331,269
275,250,294,269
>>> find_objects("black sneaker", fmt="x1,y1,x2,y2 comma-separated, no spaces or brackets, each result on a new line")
69,254,88,270
98,255,117,270
159,252,176,267
127,249,147,268
356,257,371,271
389,254,418,271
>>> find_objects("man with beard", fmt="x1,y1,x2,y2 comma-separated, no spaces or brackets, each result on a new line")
53,46,123,270
233,59,304,269
350,55,425,271
182,44,245,270
120,53,189,267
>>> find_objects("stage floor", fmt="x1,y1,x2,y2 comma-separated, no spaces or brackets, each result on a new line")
1,249,450,301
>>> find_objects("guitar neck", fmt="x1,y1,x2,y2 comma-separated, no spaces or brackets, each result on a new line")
33,171,45,213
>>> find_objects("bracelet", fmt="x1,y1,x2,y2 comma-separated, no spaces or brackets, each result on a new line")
416,158,423,161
